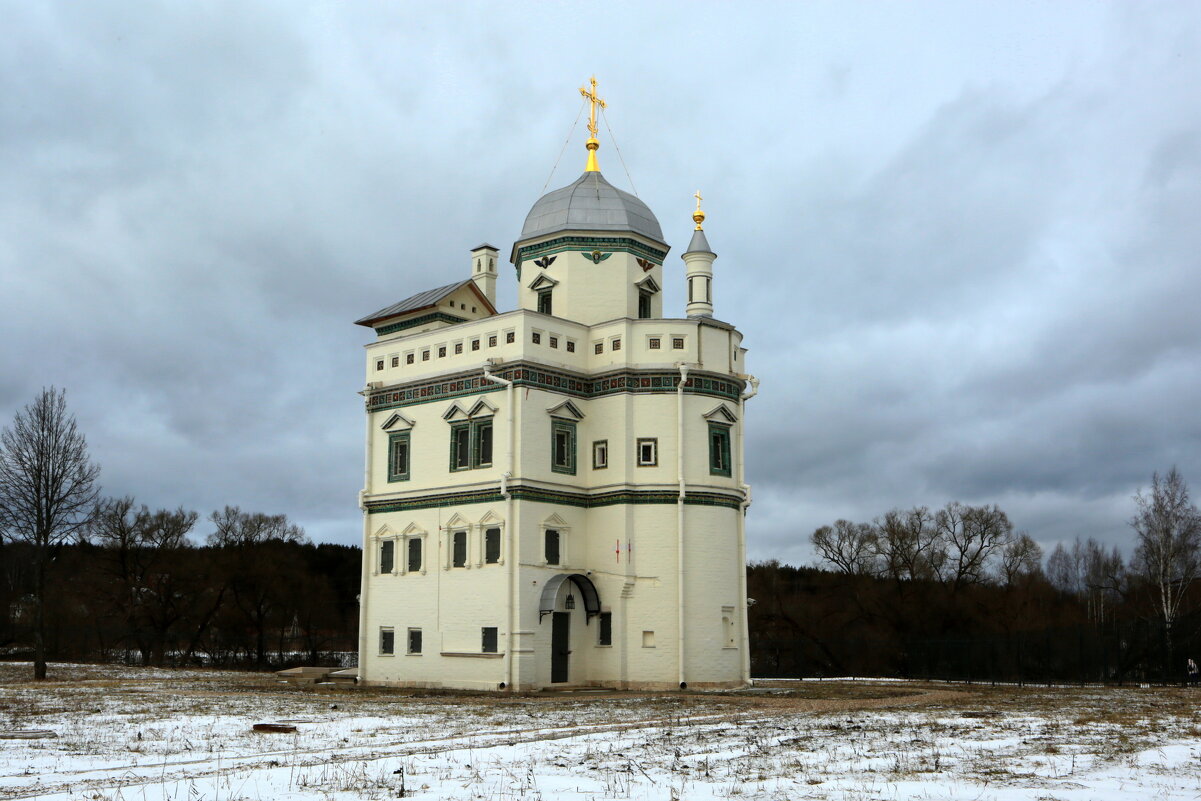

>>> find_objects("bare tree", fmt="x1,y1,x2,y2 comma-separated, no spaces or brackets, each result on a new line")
999,531,1043,587
0,388,100,679
811,519,877,575
1131,467,1201,677
935,502,1013,590
876,506,945,581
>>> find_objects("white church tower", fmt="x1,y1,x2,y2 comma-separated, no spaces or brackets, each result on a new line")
354,79,757,690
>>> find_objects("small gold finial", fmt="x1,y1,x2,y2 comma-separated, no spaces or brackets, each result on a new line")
579,76,607,172
693,190,706,230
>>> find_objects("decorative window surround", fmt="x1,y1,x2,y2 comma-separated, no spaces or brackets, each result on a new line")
541,514,570,567
637,438,658,467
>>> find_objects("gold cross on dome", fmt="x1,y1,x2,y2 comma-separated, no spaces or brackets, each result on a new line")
579,76,607,138
694,190,703,211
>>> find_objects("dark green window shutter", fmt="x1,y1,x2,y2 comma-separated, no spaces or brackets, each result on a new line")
484,527,501,563
453,531,467,567
407,537,422,572
545,529,560,565
379,540,394,574
481,627,498,653
599,612,612,646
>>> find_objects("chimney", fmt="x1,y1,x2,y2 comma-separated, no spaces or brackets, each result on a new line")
470,244,499,307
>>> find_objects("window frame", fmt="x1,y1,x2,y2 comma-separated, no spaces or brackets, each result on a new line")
637,438,658,467
544,528,562,566
407,628,423,655
378,539,395,574
638,291,652,319
484,526,502,564
379,627,395,656
481,626,498,654
537,289,553,315
551,420,577,475
407,536,423,573
708,422,733,477
452,530,468,568
387,431,411,482
592,439,608,470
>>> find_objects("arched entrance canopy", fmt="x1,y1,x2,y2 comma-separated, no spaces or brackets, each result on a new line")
538,573,600,624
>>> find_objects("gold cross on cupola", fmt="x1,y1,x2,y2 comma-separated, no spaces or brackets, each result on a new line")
693,190,706,230
579,76,607,172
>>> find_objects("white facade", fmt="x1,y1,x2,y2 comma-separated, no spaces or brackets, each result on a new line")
355,133,755,691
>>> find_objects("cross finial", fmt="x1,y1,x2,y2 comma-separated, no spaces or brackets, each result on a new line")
578,76,607,172
693,189,706,230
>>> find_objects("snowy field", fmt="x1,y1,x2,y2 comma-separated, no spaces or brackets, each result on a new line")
2,663,1200,800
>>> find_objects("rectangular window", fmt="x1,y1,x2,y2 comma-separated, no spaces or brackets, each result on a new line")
637,438,658,467
551,420,576,474
484,527,501,564
532,331,542,345
505,331,515,344
642,630,655,648
611,338,621,351
592,440,608,469
648,337,661,350
406,353,415,365
475,421,493,467
454,342,463,355
598,612,612,646
438,346,447,358
709,423,732,477
545,529,561,565
422,350,430,361
379,540,394,574
537,289,552,315
638,291,651,319
471,339,480,351
375,359,385,371
566,340,576,353
452,530,467,568
594,342,603,355
391,356,400,368
407,537,422,572
482,626,498,653
387,432,410,482
379,627,394,655
489,335,498,347
672,337,685,350
408,628,422,654
549,336,558,349
450,424,471,471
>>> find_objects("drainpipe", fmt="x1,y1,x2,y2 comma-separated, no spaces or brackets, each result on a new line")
737,374,759,687
483,362,516,691
676,363,689,689
356,389,374,683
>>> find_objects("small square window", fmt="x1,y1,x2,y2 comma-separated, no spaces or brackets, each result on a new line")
612,338,621,351
566,341,576,353
482,626,498,653
380,627,394,655
672,337,685,350
422,350,430,361
594,342,603,355
454,343,463,355
642,630,655,648
438,346,447,358
489,335,498,347
592,440,608,470
471,306,477,313
648,338,661,350
375,360,385,371
391,356,400,368
549,336,558,349
408,628,422,654
532,332,542,345
505,331,515,344
406,353,415,365
471,339,480,351
637,438,658,467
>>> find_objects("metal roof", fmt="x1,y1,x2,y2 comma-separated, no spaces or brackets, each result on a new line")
355,279,471,326
516,171,665,246
684,228,714,255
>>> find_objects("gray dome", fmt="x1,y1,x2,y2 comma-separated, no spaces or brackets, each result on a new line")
518,171,665,245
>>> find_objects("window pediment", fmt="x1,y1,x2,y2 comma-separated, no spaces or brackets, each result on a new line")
635,275,660,294
381,412,416,431
528,274,559,292
468,398,498,418
546,399,585,420
442,402,470,422
702,403,738,424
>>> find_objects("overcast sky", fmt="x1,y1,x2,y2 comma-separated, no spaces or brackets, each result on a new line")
3,2,1199,565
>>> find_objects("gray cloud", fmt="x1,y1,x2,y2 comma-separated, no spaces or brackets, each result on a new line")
2,2,1198,561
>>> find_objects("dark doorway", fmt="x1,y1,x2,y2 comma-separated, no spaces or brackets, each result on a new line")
552,612,570,683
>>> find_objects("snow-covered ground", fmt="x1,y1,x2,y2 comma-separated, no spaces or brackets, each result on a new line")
2,663,1200,800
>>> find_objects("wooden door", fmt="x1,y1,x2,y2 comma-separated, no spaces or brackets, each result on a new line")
551,612,570,683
